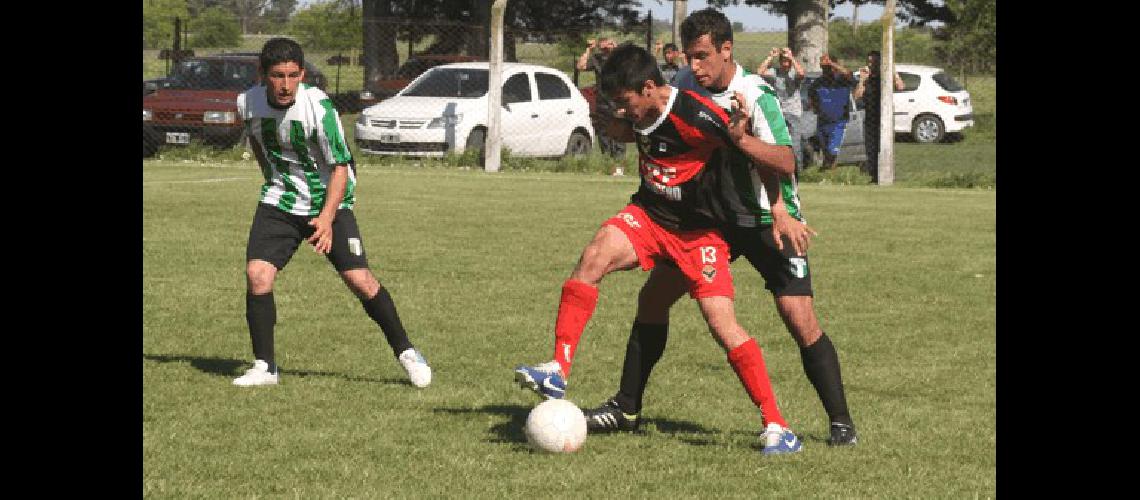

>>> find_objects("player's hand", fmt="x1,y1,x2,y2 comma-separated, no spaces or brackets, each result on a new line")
728,91,751,143
587,39,596,50
655,40,663,52
306,217,334,254
781,47,794,59
769,207,817,256
769,47,780,58
859,66,870,80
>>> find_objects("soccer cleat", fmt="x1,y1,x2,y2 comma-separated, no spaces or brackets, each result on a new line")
397,348,432,388
760,422,803,455
583,398,640,432
232,359,279,387
513,361,566,399
827,422,858,446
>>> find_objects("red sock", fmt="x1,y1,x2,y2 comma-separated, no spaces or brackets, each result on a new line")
727,338,788,428
552,279,598,378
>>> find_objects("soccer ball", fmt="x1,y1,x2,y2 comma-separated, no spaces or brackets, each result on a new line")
524,399,587,453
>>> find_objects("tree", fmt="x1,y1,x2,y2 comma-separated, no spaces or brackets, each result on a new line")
707,1,956,72
935,0,995,77
143,0,190,49
231,0,270,34
732,21,745,32
290,1,363,51
262,0,298,33
189,6,243,47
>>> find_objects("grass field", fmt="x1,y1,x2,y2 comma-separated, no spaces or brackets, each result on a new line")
143,162,995,498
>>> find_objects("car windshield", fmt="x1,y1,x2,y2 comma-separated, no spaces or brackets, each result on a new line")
931,72,965,92
167,59,258,90
402,68,488,98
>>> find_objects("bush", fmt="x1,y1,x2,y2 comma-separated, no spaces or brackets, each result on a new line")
189,7,242,48
828,19,939,67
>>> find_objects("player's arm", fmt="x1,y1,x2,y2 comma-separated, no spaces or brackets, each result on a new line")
576,40,595,71
308,97,355,254
726,94,795,177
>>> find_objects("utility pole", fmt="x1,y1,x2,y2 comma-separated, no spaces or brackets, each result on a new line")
485,0,509,173
878,0,896,185
672,0,686,46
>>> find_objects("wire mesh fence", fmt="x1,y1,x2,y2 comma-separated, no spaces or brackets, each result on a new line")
142,10,666,164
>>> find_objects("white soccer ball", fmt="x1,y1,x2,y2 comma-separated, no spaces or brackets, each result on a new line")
524,399,588,453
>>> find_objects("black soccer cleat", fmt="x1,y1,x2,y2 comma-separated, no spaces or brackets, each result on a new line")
827,422,858,446
583,398,640,432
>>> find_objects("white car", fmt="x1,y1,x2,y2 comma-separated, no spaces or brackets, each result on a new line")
893,64,975,143
354,62,594,158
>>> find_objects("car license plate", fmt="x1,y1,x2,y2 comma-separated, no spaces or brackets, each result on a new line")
166,132,190,145
380,133,400,144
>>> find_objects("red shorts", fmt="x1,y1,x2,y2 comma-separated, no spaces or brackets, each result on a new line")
603,204,734,299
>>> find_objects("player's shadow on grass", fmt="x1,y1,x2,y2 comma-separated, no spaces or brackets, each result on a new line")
142,353,408,386
643,418,722,447
433,404,531,445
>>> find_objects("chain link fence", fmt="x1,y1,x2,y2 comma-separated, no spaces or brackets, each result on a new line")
143,10,663,165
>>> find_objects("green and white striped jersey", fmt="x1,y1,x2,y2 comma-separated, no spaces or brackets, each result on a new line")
673,63,803,226
237,83,355,216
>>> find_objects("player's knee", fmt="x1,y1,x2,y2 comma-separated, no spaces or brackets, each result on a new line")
342,269,380,299
245,262,276,294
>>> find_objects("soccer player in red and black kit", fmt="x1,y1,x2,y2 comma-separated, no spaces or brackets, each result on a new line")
514,43,803,454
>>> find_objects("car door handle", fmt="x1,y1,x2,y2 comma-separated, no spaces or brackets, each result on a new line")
531,113,539,118
908,99,915,102
566,110,573,114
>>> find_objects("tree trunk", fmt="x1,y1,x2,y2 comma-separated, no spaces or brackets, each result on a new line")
362,0,398,90
787,0,829,73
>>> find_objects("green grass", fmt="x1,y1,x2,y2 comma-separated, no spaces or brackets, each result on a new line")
143,161,995,498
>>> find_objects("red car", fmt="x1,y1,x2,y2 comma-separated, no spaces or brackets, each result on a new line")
143,53,327,157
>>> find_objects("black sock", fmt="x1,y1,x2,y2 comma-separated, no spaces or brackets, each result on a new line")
361,287,414,356
799,333,853,426
246,292,277,372
614,321,669,414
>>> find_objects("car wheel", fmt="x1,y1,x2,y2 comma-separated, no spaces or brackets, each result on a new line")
911,114,945,144
564,130,591,157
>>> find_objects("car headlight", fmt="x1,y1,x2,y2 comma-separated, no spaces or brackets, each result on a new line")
143,109,153,121
203,111,236,124
427,113,462,128
360,90,374,100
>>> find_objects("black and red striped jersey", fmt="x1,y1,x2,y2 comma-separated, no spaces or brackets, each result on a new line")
629,87,737,232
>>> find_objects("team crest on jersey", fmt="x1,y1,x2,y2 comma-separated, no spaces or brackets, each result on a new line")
619,212,641,228
702,264,717,283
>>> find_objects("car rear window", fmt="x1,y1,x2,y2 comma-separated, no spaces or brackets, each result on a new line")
931,72,965,92
402,68,489,98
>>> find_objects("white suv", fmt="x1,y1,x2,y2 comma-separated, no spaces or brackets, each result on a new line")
354,62,595,158
893,64,974,143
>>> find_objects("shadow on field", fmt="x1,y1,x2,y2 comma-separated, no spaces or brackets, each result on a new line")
433,404,530,445
645,418,722,447
142,353,407,385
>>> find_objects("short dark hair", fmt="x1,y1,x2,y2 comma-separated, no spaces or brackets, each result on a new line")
259,38,305,77
599,43,665,99
680,8,733,48
663,42,679,52
868,50,881,58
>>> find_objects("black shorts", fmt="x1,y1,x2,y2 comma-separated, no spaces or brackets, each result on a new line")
723,225,814,297
245,203,370,273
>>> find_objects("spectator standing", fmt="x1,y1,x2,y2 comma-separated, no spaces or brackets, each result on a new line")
758,47,806,175
853,50,906,183
806,53,855,170
577,37,627,175
654,40,687,83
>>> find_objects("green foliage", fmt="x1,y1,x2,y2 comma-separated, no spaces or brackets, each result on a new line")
798,165,872,185
189,6,243,48
143,0,189,49
827,18,939,66
288,0,362,51
937,0,996,75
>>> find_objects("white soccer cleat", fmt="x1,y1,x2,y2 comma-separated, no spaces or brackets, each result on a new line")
760,422,803,455
232,359,279,387
398,348,432,388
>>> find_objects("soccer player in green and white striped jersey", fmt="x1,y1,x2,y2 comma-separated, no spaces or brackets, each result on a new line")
583,8,858,447
232,38,431,389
